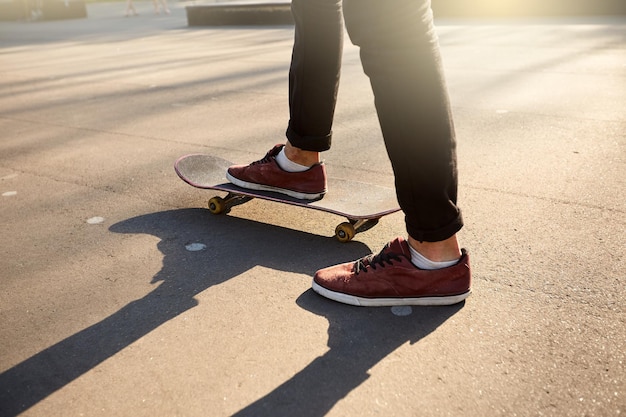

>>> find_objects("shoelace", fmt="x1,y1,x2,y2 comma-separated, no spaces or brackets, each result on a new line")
250,149,276,166
353,244,402,274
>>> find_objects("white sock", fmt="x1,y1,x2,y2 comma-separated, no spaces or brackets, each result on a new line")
408,244,460,270
276,148,311,172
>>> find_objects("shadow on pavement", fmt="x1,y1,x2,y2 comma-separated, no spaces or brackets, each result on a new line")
0,208,465,416
233,292,463,417
0,208,371,416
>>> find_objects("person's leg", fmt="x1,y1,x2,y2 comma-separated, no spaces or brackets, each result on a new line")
226,0,343,199
288,0,343,150
343,0,462,258
125,0,136,16
284,0,343,165
312,0,470,306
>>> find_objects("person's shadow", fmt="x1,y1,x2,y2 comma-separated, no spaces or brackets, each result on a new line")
233,291,463,416
0,208,463,416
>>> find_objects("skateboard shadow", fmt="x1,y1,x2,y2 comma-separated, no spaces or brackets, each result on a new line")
232,292,464,417
0,208,372,417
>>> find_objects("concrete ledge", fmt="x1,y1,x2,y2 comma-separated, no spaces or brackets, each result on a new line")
0,0,86,21
0,0,26,20
185,0,625,26
186,2,292,26
432,0,626,17
42,0,87,20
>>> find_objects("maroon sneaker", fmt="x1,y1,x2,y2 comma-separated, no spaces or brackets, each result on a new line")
312,237,471,306
226,144,327,200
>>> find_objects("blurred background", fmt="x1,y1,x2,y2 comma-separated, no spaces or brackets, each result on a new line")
2,0,626,22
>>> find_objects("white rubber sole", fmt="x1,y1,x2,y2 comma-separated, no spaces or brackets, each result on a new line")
311,280,471,307
226,171,325,200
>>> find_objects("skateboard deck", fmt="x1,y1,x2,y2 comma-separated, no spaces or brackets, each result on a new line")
174,154,400,242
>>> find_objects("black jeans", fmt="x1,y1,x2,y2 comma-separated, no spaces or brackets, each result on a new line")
286,0,463,242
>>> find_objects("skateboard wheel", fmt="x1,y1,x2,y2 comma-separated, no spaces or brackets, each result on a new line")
335,222,356,243
208,196,226,214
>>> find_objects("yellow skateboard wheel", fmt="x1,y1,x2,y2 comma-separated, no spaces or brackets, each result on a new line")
335,222,356,243
208,196,226,214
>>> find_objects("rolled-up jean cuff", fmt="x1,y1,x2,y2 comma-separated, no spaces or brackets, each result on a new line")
286,126,332,152
406,211,464,243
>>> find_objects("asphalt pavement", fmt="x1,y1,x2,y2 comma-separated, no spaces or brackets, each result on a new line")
0,2,624,416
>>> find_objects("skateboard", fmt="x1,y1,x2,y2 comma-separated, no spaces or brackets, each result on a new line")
174,154,400,242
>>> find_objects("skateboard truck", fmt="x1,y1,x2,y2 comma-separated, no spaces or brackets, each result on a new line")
208,193,251,214
335,218,380,243
208,193,381,243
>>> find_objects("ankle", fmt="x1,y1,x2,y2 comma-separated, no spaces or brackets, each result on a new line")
276,148,311,173
407,235,461,263
284,141,320,166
